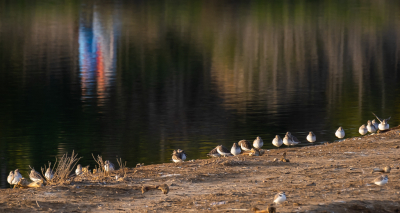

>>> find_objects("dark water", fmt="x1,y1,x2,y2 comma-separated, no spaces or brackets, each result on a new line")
1,0,400,187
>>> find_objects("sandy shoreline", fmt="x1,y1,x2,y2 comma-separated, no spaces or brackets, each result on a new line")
1,127,400,212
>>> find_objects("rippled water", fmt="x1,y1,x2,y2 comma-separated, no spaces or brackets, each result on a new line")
1,0,400,187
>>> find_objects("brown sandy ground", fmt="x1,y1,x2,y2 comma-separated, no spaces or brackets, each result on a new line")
2,128,400,212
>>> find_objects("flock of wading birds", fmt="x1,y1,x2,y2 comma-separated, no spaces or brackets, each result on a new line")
7,160,116,187
6,113,392,206
171,112,391,205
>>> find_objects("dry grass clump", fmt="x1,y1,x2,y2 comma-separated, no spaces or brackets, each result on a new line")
92,154,128,180
45,151,81,185
91,154,113,180
92,154,106,174
116,157,128,176
82,165,91,174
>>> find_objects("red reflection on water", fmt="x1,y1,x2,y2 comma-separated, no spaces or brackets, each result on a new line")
96,40,105,103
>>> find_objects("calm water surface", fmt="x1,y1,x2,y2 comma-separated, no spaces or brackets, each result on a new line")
1,0,400,187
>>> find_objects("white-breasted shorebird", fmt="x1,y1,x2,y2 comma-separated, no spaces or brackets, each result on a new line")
104,160,115,172
172,150,184,163
306,131,316,142
231,143,241,156
283,132,300,146
380,120,389,130
283,135,292,146
367,120,377,133
372,112,390,130
359,124,367,135
238,140,251,151
335,127,345,139
253,136,263,149
273,191,286,205
12,169,22,185
372,119,379,130
374,175,388,186
29,167,43,182
45,168,54,181
272,135,283,148
7,171,14,185
76,164,83,175
216,145,233,157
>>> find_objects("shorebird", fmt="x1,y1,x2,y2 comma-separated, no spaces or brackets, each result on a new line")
12,169,22,185
283,132,300,146
207,147,221,157
372,119,379,130
282,135,292,146
335,127,345,139
287,132,301,143
231,143,241,156
177,149,187,160
359,124,368,135
29,167,43,182
367,120,377,133
272,135,283,148
374,175,388,186
216,145,233,157
45,168,54,181
372,112,391,130
76,164,83,175
379,119,389,130
273,191,286,205
238,140,251,151
7,171,14,185
104,160,115,172
172,150,184,162
306,131,316,143
253,136,263,149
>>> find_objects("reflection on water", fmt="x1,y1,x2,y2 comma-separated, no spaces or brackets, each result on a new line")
0,0,400,187
79,4,119,106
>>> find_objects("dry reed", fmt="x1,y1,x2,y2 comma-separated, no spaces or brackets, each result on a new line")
92,155,128,178
44,151,81,185
116,158,127,175
92,154,106,173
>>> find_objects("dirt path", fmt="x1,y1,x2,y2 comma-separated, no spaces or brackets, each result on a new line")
1,127,400,212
